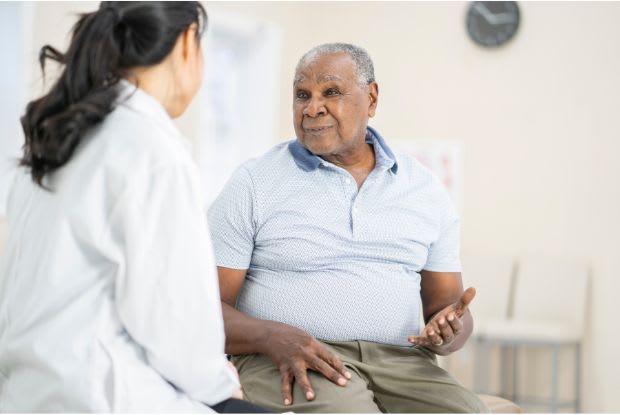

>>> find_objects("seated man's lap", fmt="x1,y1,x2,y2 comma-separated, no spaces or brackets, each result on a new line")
352,341,488,413
231,347,379,413
232,340,488,413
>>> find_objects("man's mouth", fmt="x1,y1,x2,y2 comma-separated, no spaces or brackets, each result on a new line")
303,126,333,134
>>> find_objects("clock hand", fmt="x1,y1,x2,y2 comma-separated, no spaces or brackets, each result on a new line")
474,3,517,26
473,2,497,25
491,12,517,25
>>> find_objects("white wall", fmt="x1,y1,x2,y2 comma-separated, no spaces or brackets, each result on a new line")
5,1,620,412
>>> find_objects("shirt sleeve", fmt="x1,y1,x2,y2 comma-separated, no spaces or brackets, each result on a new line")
423,182,462,273
107,161,239,406
207,165,256,270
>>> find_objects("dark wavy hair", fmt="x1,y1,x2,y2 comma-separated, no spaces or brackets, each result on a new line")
20,1,207,188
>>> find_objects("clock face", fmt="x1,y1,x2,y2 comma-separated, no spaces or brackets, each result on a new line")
466,1,520,48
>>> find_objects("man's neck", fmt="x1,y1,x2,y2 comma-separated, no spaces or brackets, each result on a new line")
322,143,376,188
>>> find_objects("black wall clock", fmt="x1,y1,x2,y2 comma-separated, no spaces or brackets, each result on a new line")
466,1,520,48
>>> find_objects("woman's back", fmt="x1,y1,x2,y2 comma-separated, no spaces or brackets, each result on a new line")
0,85,235,411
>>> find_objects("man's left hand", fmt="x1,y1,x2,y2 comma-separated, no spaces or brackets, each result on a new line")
408,287,476,354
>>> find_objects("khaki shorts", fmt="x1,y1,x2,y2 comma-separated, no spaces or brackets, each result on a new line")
232,340,488,413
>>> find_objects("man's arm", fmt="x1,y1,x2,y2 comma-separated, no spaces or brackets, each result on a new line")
218,267,272,355
218,266,351,405
410,270,475,356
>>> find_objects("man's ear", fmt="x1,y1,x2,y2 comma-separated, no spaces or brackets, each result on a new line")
368,81,379,117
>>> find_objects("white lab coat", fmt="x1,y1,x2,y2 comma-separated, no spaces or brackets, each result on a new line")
0,82,239,411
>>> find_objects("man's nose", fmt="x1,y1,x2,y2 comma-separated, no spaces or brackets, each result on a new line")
303,97,326,117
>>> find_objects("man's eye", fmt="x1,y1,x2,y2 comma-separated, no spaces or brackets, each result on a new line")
325,88,340,96
296,91,309,99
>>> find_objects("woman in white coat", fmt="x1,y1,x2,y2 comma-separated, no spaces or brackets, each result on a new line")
0,2,267,412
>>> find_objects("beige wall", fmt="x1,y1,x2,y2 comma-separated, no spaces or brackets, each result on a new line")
9,1,620,412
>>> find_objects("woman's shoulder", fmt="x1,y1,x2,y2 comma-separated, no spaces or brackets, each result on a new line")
92,105,192,171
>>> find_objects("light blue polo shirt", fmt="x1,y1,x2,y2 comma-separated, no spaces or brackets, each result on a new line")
208,127,461,346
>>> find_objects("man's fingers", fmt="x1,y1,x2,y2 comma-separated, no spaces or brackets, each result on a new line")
310,357,348,387
292,365,315,401
414,335,437,346
279,369,294,406
426,321,443,345
411,298,470,347
409,321,439,346
455,287,476,317
408,334,431,346
427,327,444,346
447,312,463,334
317,348,351,380
437,316,455,343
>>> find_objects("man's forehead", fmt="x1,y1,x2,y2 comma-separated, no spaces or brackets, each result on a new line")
294,73,345,84
294,61,357,83
294,52,356,85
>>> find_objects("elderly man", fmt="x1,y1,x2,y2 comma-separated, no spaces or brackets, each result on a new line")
208,43,487,413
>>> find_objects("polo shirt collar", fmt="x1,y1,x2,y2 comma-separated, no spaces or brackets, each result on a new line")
288,126,399,174
366,126,399,174
288,136,322,171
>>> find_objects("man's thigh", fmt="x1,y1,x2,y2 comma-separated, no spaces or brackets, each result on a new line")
357,343,488,413
232,352,380,413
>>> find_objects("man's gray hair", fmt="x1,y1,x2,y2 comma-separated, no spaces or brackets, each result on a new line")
295,43,375,87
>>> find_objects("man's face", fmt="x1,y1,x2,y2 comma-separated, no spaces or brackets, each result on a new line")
293,52,378,158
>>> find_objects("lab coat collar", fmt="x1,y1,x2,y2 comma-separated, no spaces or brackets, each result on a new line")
115,80,191,151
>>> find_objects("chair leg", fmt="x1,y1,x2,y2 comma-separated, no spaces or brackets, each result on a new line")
511,344,519,404
575,343,581,413
474,337,489,394
500,344,510,397
550,345,560,413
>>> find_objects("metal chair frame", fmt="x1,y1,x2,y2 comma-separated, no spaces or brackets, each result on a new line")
474,337,581,412
473,255,589,413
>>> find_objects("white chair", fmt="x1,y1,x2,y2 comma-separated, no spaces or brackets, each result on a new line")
475,255,589,412
460,254,516,397
436,253,521,413
462,253,516,332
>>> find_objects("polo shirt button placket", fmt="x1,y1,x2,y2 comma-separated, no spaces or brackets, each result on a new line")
351,204,362,237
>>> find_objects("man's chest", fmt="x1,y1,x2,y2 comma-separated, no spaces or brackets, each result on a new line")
251,177,441,271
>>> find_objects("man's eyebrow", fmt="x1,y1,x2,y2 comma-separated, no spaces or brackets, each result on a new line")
293,73,344,85
317,74,343,83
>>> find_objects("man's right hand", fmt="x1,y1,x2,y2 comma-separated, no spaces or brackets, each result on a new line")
262,322,352,406
217,267,351,406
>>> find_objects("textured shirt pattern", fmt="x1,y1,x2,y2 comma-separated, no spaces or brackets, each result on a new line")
208,127,461,346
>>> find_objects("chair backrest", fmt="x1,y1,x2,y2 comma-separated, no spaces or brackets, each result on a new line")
512,255,589,335
461,253,515,321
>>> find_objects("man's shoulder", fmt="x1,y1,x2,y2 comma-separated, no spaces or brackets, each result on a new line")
366,127,437,187
391,149,438,185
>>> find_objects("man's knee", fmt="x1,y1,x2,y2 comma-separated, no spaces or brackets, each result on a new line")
433,386,490,413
